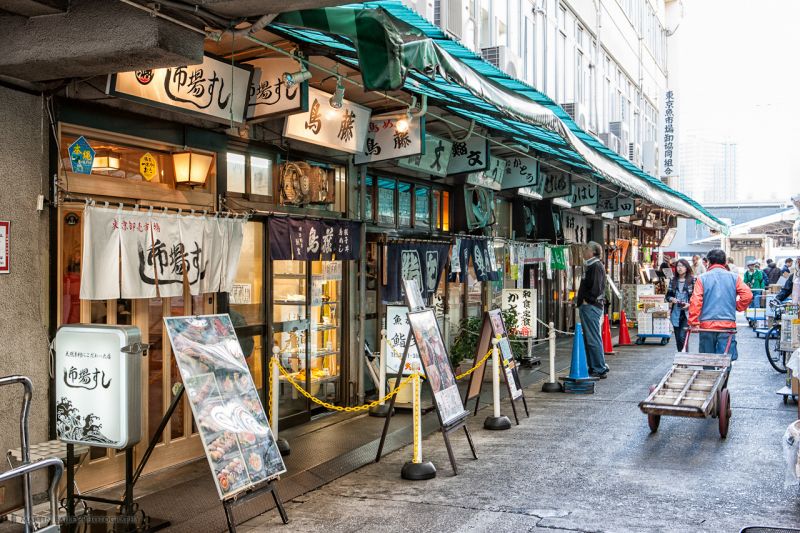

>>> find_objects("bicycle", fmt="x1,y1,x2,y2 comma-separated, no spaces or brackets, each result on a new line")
764,300,799,373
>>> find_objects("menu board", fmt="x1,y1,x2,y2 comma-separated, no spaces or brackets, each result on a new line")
164,314,286,500
488,310,523,400
407,309,468,426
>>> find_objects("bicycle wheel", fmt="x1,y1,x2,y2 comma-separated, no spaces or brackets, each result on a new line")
764,326,787,373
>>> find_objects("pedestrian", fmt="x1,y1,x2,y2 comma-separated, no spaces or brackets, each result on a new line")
577,241,609,379
782,258,794,277
764,259,782,286
702,256,709,272
688,249,753,360
727,257,738,275
692,254,706,274
744,261,765,307
665,259,694,351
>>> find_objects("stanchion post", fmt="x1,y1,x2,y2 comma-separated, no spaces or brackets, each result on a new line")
401,362,435,480
484,338,512,430
370,329,393,417
271,347,291,456
542,321,561,392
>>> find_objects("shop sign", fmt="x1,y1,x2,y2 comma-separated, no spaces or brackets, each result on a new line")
540,172,571,199
284,87,371,154
354,113,425,164
501,289,537,338
447,136,490,175
80,206,246,300
465,156,506,190
230,283,252,305
502,156,539,190
615,239,631,264
55,325,142,449
268,217,361,261
0,221,8,274
488,311,524,398
397,135,453,177
165,315,286,499
68,136,95,174
450,238,461,273
245,57,308,121
659,227,677,247
567,182,598,207
108,54,254,124
613,197,636,217
594,197,619,214
660,89,678,178
139,153,158,182
385,305,421,375
562,212,589,244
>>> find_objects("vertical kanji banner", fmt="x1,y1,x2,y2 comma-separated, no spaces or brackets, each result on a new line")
80,207,120,300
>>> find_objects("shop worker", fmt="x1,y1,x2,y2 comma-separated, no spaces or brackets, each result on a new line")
744,261,765,307
688,249,753,360
576,241,609,378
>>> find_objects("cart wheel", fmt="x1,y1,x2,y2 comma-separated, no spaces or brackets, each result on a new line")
648,414,660,432
783,395,788,405
660,337,669,345
636,337,644,345
718,388,731,438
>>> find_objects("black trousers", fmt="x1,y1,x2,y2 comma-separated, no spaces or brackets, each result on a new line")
673,313,688,352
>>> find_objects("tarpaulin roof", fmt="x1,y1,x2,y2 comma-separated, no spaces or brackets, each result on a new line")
270,1,727,232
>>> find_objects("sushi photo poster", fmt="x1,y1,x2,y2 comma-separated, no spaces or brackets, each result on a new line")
164,314,286,500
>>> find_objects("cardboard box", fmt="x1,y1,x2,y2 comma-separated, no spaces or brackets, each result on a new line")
793,375,799,396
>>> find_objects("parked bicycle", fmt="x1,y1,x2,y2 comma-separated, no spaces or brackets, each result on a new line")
764,300,800,373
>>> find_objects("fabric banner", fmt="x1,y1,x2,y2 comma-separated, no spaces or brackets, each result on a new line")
383,242,450,303
271,217,360,261
120,211,158,299
200,217,225,294
222,218,244,293
549,245,568,271
80,207,121,300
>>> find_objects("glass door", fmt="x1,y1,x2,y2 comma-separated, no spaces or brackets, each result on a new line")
309,261,342,405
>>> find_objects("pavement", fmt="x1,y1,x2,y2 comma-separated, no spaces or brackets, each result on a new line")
242,323,800,533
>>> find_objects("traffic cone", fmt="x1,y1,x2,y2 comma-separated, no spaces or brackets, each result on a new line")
559,323,596,394
602,314,616,355
617,310,633,346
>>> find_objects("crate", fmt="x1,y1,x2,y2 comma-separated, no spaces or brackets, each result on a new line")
637,313,672,335
780,315,800,352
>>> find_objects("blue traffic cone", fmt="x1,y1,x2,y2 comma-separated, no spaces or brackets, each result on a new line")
559,323,597,394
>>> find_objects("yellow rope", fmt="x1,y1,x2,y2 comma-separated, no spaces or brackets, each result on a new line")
384,339,493,382
267,357,273,426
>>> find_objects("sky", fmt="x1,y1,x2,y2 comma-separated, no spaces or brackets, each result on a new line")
674,0,800,202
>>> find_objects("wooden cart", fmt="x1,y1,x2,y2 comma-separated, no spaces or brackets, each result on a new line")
639,328,735,438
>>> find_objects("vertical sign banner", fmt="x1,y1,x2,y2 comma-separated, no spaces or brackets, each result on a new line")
568,182,598,207
660,89,678,178
108,54,254,124
397,135,453,177
354,113,424,164
502,156,540,190
165,315,286,500
284,87,371,154
562,212,589,244
80,208,121,300
447,136,490,174
466,156,506,190
501,289,537,338
385,305,421,375
540,172,571,199
613,197,636,217
0,221,8,274
245,57,308,121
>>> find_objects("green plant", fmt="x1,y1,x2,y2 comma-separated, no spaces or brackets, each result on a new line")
500,307,530,362
449,308,530,368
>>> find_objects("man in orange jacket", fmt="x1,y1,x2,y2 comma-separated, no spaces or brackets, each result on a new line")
688,249,752,360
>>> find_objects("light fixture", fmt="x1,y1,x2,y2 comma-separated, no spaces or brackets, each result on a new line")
580,206,596,215
329,78,345,109
601,212,614,219
172,150,213,187
552,198,572,208
282,65,312,87
395,110,411,133
93,150,120,171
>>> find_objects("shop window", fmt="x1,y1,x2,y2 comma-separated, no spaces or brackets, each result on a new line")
397,182,412,227
227,152,246,194
61,210,82,324
227,152,275,199
251,156,273,196
432,190,441,230
495,199,511,238
377,178,396,226
415,186,430,228
229,222,265,327
441,191,451,231
364,176,374,222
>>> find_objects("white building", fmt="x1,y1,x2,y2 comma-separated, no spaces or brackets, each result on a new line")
403,0,674,175
677,133,738,203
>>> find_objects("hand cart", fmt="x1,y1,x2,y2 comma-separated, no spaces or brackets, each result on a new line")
635,334,671,346
639,328,735,438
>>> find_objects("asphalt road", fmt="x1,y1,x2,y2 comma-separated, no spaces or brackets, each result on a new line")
244,323,800,533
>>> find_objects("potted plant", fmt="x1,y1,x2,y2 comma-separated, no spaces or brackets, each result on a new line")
448,308,529,376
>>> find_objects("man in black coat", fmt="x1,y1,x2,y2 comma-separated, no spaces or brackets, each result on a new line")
576,241,608,378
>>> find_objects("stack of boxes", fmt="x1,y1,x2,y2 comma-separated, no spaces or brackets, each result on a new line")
622,284,655,325
637,295,671,335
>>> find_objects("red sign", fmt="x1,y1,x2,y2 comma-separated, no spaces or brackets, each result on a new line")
0,221,8,274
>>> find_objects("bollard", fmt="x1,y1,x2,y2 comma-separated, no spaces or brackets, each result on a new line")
484,337,512,430
271,347,291,456
542,321,562,392
401,362,436,480
370,329,393,417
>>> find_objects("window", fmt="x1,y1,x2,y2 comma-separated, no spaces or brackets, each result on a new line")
397,181,412,227
226,152,275,198
227,153,246,194
377,178,396,226
415,186,431,228
250,156,272,196
432,189,450,232
364,176,374,222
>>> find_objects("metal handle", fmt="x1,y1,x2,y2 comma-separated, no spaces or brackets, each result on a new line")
0,375,33,531
0,457,63,530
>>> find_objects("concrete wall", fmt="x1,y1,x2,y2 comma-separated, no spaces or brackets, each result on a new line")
0,86,50,470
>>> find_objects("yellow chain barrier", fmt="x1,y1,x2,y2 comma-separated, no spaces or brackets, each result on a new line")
384,339,493,382
411,371,421,463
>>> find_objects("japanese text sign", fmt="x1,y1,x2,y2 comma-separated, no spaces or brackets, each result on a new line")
245,57,308,121
447,136,490,174
595,197,619,213
660,89,678,177
385,305,421,375
568,182,599,207
502,156,540,189
68,136,95,174
466,156,506,190
539,172,571,199
268,217,360,261
613,197,636,217
354,112,424,164
0,221,7,274
284,86,371,154
108,54,254,124
562,212,589,244
501,289,537,338
397,135,453,177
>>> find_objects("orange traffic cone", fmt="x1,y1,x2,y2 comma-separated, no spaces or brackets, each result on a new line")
618,310,633,346
602,314,615,355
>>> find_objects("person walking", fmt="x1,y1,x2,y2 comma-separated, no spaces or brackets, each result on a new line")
665,259,694,351
782,258,794,277
692,255,706,275
576,241,608,379
727,257,738,275
744,261,766,307
764,259,782,286
688,249,753,360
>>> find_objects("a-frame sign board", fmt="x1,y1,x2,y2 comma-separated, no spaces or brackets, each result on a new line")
375,281,477,474
463,310,530,424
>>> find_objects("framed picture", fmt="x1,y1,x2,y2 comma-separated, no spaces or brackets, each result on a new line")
407,309,467,426
403,278,426,311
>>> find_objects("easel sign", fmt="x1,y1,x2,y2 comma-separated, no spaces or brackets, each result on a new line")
464,310,529,424
403,278,426,311
385,305,422,375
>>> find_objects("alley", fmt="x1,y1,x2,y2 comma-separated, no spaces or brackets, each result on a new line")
245,327,799,533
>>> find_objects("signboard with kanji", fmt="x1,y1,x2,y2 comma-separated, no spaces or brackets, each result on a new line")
68,136,95,174
660,89,678,178
397,135,453,177
502,156,540,190
568,182,598,207
139,153,158,182
539,172,572,199
385,305,420,375
354,113,424,165
284,87,371,154
245,57,309,121
501,289,537,338
613,197,636,217
562,212,589,244
446,136,490,174
595,197,619,214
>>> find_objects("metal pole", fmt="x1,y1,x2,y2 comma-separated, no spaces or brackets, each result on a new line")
542,321,561,392
369,329,392,417
484,338,511,430
400,362,435,480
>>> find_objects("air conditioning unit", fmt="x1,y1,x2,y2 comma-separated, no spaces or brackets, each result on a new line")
629,143,642,167
599,132,621,156
481,45,523,79
560,102,589,132
464,186,495,230
608,121,629,156
642,141,659,175
279,162,334,206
